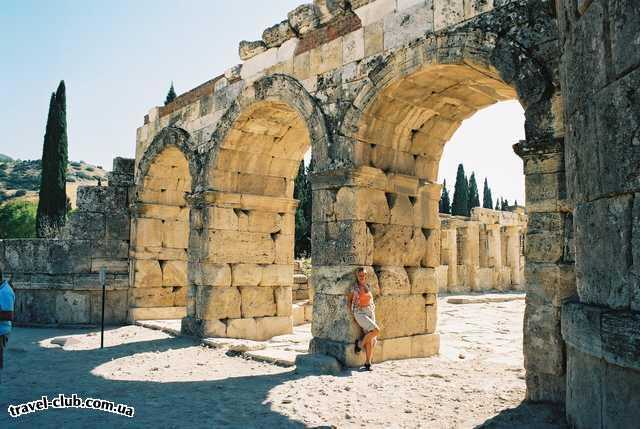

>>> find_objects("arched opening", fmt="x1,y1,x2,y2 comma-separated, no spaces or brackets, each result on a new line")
129,145,192,321
193,99,312,340
311,62,527,366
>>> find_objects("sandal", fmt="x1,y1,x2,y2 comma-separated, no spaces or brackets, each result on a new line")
364,363,372,371
354,339,362,353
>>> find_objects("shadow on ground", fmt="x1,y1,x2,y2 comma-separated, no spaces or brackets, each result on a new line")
475,401,567,428
0,327,318,428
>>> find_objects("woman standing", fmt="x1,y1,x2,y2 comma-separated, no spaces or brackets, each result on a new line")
347,267,380,371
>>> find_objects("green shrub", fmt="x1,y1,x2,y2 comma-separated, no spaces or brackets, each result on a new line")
85,166,95,172
0,200,37,238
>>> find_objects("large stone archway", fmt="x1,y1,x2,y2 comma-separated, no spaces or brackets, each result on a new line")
309,29,569,402
181,74,330,340
129,127,196,321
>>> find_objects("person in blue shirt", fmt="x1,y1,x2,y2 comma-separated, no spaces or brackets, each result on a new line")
0,268,15,383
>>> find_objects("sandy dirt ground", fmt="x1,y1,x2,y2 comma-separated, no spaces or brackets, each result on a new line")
0,296,566,428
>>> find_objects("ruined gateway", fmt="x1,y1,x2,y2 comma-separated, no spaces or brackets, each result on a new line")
0,0,638,427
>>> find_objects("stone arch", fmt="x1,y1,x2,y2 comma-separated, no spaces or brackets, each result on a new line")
310,28,566,389
183,74,330,339
129,127,195,321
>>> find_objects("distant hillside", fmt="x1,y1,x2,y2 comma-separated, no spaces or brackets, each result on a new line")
0,158,108,205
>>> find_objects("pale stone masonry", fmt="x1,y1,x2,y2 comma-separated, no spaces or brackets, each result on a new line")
131,0,566,378
1,1,638,425
0,157,134,325
439,207,527,294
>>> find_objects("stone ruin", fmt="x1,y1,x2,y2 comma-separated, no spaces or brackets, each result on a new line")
0,0,638,426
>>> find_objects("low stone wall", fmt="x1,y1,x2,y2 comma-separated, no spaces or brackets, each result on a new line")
0,158,134,326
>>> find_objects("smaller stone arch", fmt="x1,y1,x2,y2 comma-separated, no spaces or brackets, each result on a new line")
129,127,196,322
182,74,332,340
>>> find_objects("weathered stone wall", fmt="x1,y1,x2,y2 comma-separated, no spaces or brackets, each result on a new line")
557,0,640,426
132,0,564,375
439,207,527,293
0,157,134,325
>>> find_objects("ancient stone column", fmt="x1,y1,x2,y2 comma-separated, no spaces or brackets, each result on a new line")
440,228,457,291
514,138,575,404
458,222,480,291
504,225,521,286
309,167,440,366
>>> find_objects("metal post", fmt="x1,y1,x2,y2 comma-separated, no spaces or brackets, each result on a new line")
99,267,106,349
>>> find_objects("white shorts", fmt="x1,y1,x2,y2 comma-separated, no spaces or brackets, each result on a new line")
353,306,379,333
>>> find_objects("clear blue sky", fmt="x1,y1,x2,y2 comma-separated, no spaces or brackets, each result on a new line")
0,0,524,203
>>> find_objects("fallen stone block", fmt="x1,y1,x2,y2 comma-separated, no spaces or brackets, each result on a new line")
295,353,342,375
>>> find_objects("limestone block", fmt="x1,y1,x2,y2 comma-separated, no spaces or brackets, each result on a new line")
310,265,378,295
407,267,437,294
375,294,426,339
262,20,295,48
304,302,313,321
294,353,342,375
227,318,258,339
273,233,294,265
196,286,241,320
575,195,635,309
417,184,442,229
383,3,434,50
523,298,564,376
256,316,293,340
526,263,577,307
388,193,414,226
54,291,91,324
134,260,162,288
207,230,275,264
363,21,384,57
435,266,448,293
128,306,186,321
162,221,189,249
201,319,227,337
261,264,294,286
411,333,440,357
90,258,128,273
294,51,311,81
376,266,410,295
355,0,395,26
277,38,299,63
129,287,174,307
239,40,266,60
370,224,425,266
246,211,283,234
406,227,427,267
343,28,365,64
105,211,130,241
292,304,305,326
162,260,187,287
309,337,383,367
240,286,276,318
312,221,373,266
207,207,238,230
135,218,163,247
334,186,390,223
288,4,320,35
190,263,231,287
293,273,308,284
426,302,437,333
240,47,278,80
232,264,263,286
420,228,439,268
312,293,363,342
275,286,293,317
382,336,413,360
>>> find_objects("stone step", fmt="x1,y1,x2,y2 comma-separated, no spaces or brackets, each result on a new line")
446,293,525,305
244,348,302,367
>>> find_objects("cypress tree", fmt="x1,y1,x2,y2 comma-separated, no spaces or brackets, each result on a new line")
501,198,508,211
294,161,312,257
482,178,493,209
439,180,451,214
36,81,68,238
495,198,500,211
467,172,480,213
165,82,177,105
451,163,469,217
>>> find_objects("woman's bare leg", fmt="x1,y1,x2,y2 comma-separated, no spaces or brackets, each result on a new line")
364,337,373,364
